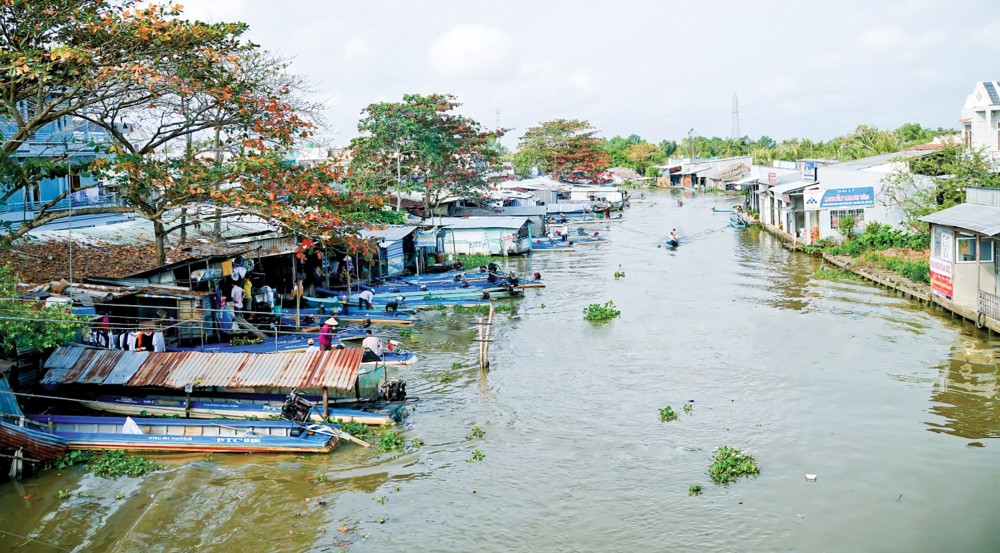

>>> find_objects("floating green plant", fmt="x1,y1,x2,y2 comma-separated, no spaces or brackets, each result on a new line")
683,403,694,415
466,426,485,440
468,449,485,463
689,484,703,496
659,406,678,422
377,430,406,452
709,446,760,485
583,300,621,322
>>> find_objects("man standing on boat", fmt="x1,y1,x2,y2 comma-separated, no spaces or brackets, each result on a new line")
668,229,679,247
361,329,382,362
358,288,375,310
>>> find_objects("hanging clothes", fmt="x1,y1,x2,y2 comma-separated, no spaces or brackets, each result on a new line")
127,332,138,351
152,331,165,352
140,331,155,352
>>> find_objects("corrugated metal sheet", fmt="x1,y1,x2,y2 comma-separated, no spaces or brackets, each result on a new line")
42,346,362,391
0,374,23,417
919,203,1000,237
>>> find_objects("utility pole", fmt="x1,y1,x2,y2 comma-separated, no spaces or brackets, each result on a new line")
688,128,695,160
731,93,740,140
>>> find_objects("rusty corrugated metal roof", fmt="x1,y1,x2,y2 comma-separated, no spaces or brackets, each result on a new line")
42,346,363,392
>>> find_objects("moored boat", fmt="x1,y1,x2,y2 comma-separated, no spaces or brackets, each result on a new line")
729,215,747,228
25,414,340,454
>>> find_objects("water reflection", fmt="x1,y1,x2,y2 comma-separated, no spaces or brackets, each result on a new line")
927,333,1000,439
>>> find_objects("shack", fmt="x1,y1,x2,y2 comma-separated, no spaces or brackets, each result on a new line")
427,217,533,256
919,187,1000,320
359,225,417,277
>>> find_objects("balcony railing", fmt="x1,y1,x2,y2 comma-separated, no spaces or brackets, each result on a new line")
978,289,1000,322
0,193,122,215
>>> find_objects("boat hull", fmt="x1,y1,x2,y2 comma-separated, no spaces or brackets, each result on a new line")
81,398,391,426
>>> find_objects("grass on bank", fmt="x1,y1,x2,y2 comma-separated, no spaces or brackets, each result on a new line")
801,222,930,284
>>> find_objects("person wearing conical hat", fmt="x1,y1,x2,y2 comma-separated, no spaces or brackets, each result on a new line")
318,317,338,351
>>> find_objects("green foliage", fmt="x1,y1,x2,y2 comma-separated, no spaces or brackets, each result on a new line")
466,426,485,440
838,213,856,239
863,253,930,284
0,264,86,352
229,336,263,346
467,449,485,463
659,406,678,422
689,484,703,496
614,270,626,280
457,254,505,268
683,403,694,415
515,119,609,178
583,300,621,322
438,372,458,384
808,223,929,257
338,421,375,441
453,303,513,315
399,328,414,338
86,450,160,478
709,446,761,485
411,438,424,447
377,430,406,452
451,362,464,371
372,495,387,505
814,269,861,281
57,489,71,500
54,450,96,470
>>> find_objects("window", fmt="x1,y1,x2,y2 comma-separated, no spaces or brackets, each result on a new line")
965,123,972,148
957,233,977,262
830,209,864,230
981,239,994,263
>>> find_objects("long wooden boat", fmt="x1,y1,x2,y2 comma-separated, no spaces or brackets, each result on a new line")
729,215,747,228
79,396,392,426
530,240,576,252
712,207,737,213
0,418,68,461
297,299,418,324
567,237,606,246
25,415,339,454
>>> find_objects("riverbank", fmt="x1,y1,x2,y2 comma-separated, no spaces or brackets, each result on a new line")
759,221,1000,336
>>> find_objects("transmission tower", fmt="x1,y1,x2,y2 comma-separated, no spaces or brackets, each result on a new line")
731,93,740,140
496,108,501,130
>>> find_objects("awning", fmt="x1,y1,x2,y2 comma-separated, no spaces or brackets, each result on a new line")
919,203,1000,236
42,346,364,391
766,180,814,196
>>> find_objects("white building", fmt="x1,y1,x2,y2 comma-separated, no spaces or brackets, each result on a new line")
757,150,936,243
960,81,1000,164
424,217,533,255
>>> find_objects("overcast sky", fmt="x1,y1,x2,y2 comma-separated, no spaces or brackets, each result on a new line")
185,0,998,148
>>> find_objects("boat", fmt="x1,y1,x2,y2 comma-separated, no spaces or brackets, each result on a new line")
712,207,736,213
566,236,606,246
297,299,418,324
169,332,365,355
25,414,340,454
77,395,393,425
530,240,576,252
729,215,747,229
666,239,680,248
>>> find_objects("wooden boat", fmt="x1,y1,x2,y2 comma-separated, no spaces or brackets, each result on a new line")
666,239,680,248
0,418,68,461
25,415,340,454
169,331,365,355
279,307,417,326
299,299,418,324
567,236,606,246
78,396,392,425
729,215,747,228
712,208,736,213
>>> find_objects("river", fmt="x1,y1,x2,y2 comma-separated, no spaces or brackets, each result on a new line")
1,191,998,552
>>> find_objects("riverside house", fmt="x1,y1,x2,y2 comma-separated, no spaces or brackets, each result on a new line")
919,187,1000,324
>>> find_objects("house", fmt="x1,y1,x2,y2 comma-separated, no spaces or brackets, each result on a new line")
919,187,1000,322
359,225,418,277
959,81,1000,164
0,107,115,212
452,205,548,234
425,217,533,256
757,151,936,243
497,176,566,205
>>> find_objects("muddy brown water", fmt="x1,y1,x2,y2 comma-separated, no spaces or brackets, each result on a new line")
2,191,999,552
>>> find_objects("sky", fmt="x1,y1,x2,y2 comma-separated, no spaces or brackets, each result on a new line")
184,0,1000,148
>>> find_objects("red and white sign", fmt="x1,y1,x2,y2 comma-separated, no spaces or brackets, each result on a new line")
767,172,777,185
930,258,953,299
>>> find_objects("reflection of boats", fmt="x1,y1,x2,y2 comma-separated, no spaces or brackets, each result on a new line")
729,215,747,228
25,415,340,454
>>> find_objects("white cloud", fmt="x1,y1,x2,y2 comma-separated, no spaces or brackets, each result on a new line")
427,24,513,78
760,76,798,98
856,26,908,53
341,38,372,62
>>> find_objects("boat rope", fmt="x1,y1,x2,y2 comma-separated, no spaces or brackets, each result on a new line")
0,528,72,552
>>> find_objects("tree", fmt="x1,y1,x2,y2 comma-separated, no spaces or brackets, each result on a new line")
626,143,663,175
350,93,503,218
0,2,254,244
515,119,609,179
0,264,84,352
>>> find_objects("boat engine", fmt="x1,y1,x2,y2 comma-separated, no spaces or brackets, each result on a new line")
281,390,315,424
382,379,407,402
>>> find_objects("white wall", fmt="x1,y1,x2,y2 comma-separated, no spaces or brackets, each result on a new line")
809,166,912,241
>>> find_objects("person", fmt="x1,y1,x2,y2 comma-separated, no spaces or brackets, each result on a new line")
242,277,253,312
318,317,338,351
561,222,569,241
358,288,375,310
604,206,611,219
385,295,404,312
361,329,382,361
668,229,679,247
677,198,684,207
231,279,245,311
305,338,319,352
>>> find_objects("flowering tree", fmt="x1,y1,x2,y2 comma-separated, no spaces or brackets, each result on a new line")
514,119,609,180
350,94,504,218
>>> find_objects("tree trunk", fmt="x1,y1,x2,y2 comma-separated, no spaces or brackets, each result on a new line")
179,207,187,245
154,220,167,266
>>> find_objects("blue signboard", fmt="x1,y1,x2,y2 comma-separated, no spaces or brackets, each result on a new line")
802,161,816,180
819,187,875,209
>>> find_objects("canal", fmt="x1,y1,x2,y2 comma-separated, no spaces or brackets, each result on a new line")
1,191,998,552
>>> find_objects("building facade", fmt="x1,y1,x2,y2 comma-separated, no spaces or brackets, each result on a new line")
960,81,1000,165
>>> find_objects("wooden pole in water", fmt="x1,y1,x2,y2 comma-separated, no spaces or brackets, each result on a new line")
477,315,484,369
322,387,329,419
483,304,494,370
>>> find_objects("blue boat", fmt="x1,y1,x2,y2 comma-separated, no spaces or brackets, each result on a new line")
294,301,419,324
531,239,576,252
79,396,393,426
729,215,747,228
25,414,340,454
666,239,680,248
712,207,736,213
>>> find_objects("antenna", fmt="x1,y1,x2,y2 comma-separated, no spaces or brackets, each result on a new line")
731,93,740,140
